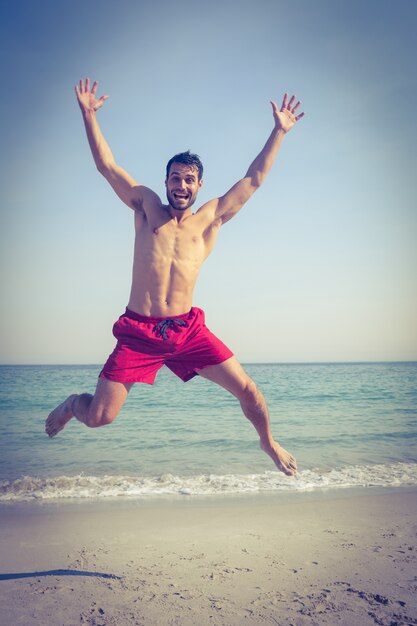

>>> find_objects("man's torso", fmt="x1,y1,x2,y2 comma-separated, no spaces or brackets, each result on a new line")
128,192,220,317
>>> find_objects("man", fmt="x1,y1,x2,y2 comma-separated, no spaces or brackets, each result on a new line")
45,78,304,477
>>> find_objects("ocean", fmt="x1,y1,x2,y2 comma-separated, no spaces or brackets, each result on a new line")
0,362,416,502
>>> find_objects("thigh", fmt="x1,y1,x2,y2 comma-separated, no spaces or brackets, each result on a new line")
197,356,252,398
89,376,134,419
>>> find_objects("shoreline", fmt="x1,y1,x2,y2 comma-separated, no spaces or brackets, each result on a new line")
1,482,416,508
1,489,416,625
2,463,416,504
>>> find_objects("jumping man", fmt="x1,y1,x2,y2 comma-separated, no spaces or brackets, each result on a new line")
45,78,304,477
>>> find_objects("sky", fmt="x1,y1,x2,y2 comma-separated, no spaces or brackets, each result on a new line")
1,0,416,364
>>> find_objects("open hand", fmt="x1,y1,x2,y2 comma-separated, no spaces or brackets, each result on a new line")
75,78,109,113
271,93,304,133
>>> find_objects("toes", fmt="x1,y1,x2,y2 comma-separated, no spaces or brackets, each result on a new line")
281,459,297,476
47,426,58,438
45,413,60,437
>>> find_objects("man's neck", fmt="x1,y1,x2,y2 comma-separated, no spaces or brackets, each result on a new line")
166,204,193,223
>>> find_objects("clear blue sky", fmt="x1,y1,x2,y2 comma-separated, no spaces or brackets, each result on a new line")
1,0,416,364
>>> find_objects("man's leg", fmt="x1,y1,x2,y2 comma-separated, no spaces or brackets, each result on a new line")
198,356,297,476
45,377,133,438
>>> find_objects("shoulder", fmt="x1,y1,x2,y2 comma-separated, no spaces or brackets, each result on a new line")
132,186,164,216
194,198,222,229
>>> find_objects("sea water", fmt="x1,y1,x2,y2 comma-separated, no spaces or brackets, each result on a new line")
0,362,416,501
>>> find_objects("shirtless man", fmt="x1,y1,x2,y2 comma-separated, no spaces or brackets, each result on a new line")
45,78,304,477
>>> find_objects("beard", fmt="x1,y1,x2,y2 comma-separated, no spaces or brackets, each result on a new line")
166,188,198,211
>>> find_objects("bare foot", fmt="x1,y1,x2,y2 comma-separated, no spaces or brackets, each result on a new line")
260,440,297,476
45,394,77,438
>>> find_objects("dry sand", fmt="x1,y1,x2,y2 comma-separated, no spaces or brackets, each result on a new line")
0,490,416,626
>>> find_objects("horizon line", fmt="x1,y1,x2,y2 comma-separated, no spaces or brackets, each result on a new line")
1,360,416,367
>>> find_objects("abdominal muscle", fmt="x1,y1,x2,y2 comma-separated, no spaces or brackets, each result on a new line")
127,264,197,317
126,213,209,317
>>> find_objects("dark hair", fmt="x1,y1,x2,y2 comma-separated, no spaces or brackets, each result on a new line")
166,150,203,181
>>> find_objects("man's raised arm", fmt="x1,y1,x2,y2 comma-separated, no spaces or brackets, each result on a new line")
211,93,304,225
75,78,141,210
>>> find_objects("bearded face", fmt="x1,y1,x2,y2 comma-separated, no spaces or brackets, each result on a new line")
165,163,202,211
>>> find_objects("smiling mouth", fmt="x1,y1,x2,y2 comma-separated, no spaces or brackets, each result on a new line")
173,193,189,200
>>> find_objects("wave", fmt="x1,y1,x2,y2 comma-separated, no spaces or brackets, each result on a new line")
1,462,416,502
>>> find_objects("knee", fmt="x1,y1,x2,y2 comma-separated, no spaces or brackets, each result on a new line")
86,406,119,428
239,379,260,405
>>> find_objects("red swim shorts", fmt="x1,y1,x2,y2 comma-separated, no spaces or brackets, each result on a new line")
100,307,234,384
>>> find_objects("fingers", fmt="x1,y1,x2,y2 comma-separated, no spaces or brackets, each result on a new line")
287,95,296,111
292,99,301,113
75,78,98,94
76,79,86,94
282,94,301,113
279,92,305,121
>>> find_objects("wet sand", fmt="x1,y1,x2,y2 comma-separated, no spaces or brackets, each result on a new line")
0,490,416,625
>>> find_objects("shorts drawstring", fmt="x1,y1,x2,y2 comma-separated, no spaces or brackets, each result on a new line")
152,318,188,340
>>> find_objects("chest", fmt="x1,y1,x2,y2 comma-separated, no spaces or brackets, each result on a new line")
135,213,208,261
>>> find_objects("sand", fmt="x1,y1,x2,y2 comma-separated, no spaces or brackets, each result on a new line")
0,489,416,626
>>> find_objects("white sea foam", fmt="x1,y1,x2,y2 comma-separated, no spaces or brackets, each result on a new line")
0,463,416,502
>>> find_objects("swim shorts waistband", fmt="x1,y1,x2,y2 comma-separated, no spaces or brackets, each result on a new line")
123,307,195,324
